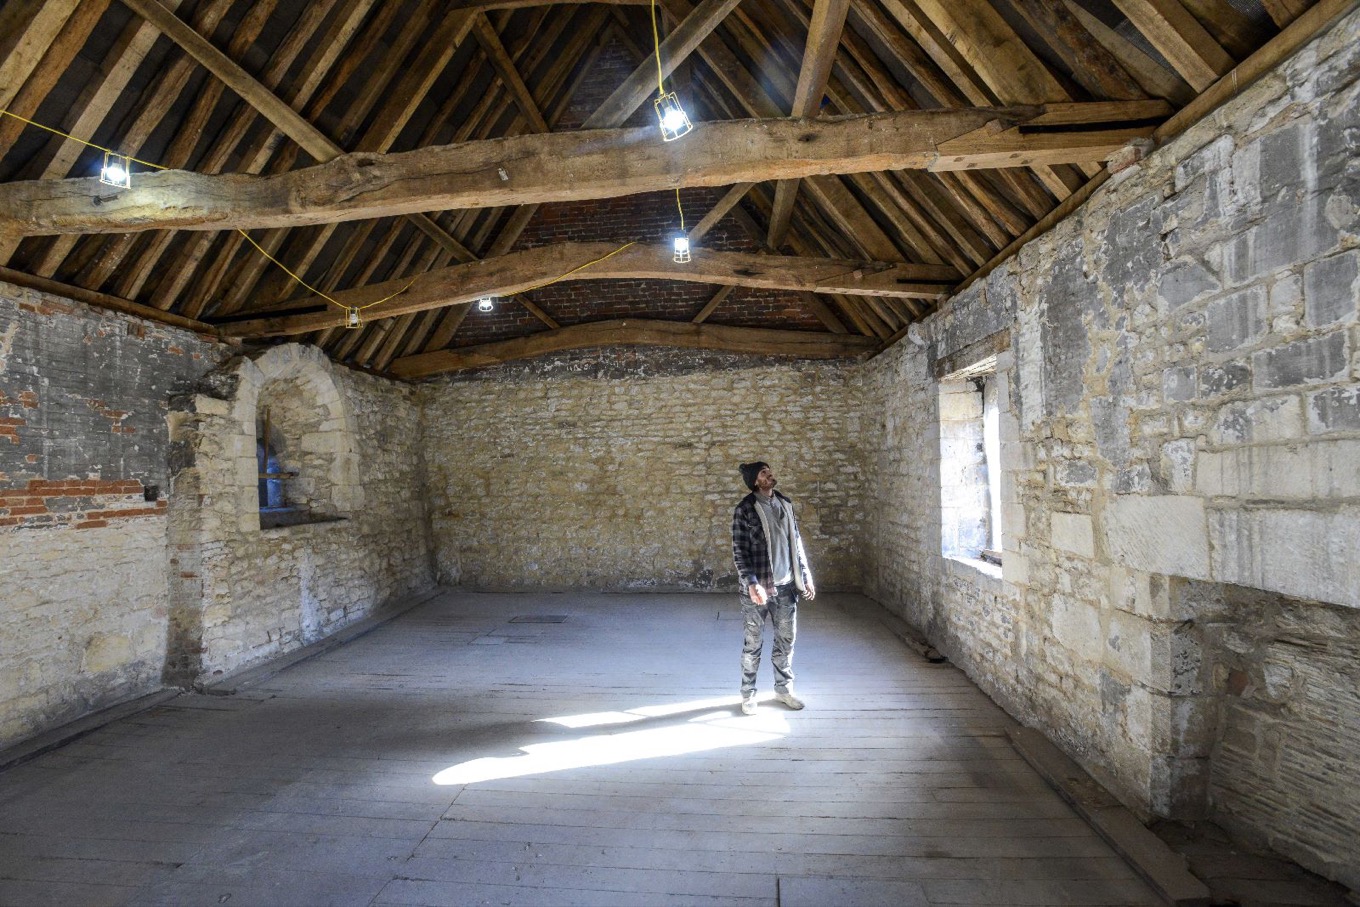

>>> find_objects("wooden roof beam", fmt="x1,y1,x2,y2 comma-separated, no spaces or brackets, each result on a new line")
0,103,1167,238
216,243,959,338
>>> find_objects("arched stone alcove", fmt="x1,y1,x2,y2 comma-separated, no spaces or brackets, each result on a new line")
165,345,365,685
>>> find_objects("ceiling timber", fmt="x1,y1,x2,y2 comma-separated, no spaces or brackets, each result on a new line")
0,0,1331,376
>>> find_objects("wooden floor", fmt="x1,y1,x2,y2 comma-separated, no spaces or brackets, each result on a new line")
0,592,1159,906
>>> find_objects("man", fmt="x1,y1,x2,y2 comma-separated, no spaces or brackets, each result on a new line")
731,461,816,715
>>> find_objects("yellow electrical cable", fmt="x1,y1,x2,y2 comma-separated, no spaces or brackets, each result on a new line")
514,241,637,297
0,107,412,314
644,6,687,234
651,0,665,97
0,109,163,170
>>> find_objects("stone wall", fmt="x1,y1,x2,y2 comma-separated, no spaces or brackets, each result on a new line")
0,283,434,746
861,11,1359,887
167,345,434,683
0,282,225,747
421,351,864,593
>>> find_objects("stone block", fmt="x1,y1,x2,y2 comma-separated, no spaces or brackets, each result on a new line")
1197,362,1251,398
1105,610,1156,684
1051,595,1103,657
1206,287,1267,352
1051,511,1096,557
1056,460,1098,488
1253,330,1349,389
80,634,134,673
1103,495,1211,580
1161,439,1196,493
1308,385,1360,433
1210,395,1303,445
1209,505,1360,609
1158,258,1220,309
1303,249,1358,327
1224,195,1340,284
1163,366,1197,402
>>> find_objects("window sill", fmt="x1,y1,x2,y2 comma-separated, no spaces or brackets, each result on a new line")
944,554,1004,582
259,509,347,531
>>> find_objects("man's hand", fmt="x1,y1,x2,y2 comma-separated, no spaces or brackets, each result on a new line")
804,581,816,601
748,583,768,605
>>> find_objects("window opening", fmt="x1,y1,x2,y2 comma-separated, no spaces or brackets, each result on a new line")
939,356,1003,567
256,406,298,515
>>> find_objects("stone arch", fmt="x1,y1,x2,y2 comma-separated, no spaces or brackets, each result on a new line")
236,345,363,526
164,344,362,685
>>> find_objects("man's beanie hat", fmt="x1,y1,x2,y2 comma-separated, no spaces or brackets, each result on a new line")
740,461,769,491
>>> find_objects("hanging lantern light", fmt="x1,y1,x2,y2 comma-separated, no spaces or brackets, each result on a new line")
654,92,692,142
673,235,691,264
345,307,361,329
100,151,131,188
478,297,495,312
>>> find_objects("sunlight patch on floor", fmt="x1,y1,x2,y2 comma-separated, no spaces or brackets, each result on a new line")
433,698,789,785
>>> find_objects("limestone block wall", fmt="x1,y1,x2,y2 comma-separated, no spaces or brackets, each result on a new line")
421,353,864,593
168,345,434,683
862,11,1359,888
0,282,225,747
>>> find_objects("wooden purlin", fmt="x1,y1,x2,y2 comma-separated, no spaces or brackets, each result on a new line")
415,13,612,357
145,0,286,310
582,0,745,130
783,0,1050,273
662,0,915,266
111,0,377,304
78,0,318,296
1060,1,1195,106
845,0,966,107
239,5,478,313
766,0,851,249
1181,0,1271,59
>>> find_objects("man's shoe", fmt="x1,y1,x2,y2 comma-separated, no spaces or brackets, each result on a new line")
740,692,758,715
775,690,805,710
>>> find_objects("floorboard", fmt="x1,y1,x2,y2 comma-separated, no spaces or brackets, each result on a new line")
0,591,1159,906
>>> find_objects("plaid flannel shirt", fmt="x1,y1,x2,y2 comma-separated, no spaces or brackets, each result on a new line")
732,491,812,594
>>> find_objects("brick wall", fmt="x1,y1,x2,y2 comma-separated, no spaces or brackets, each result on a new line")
421,352,865,593
0,282,226,746
860,11,1360,888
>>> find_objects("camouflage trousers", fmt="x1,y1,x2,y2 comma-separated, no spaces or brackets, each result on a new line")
740,583,798,695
